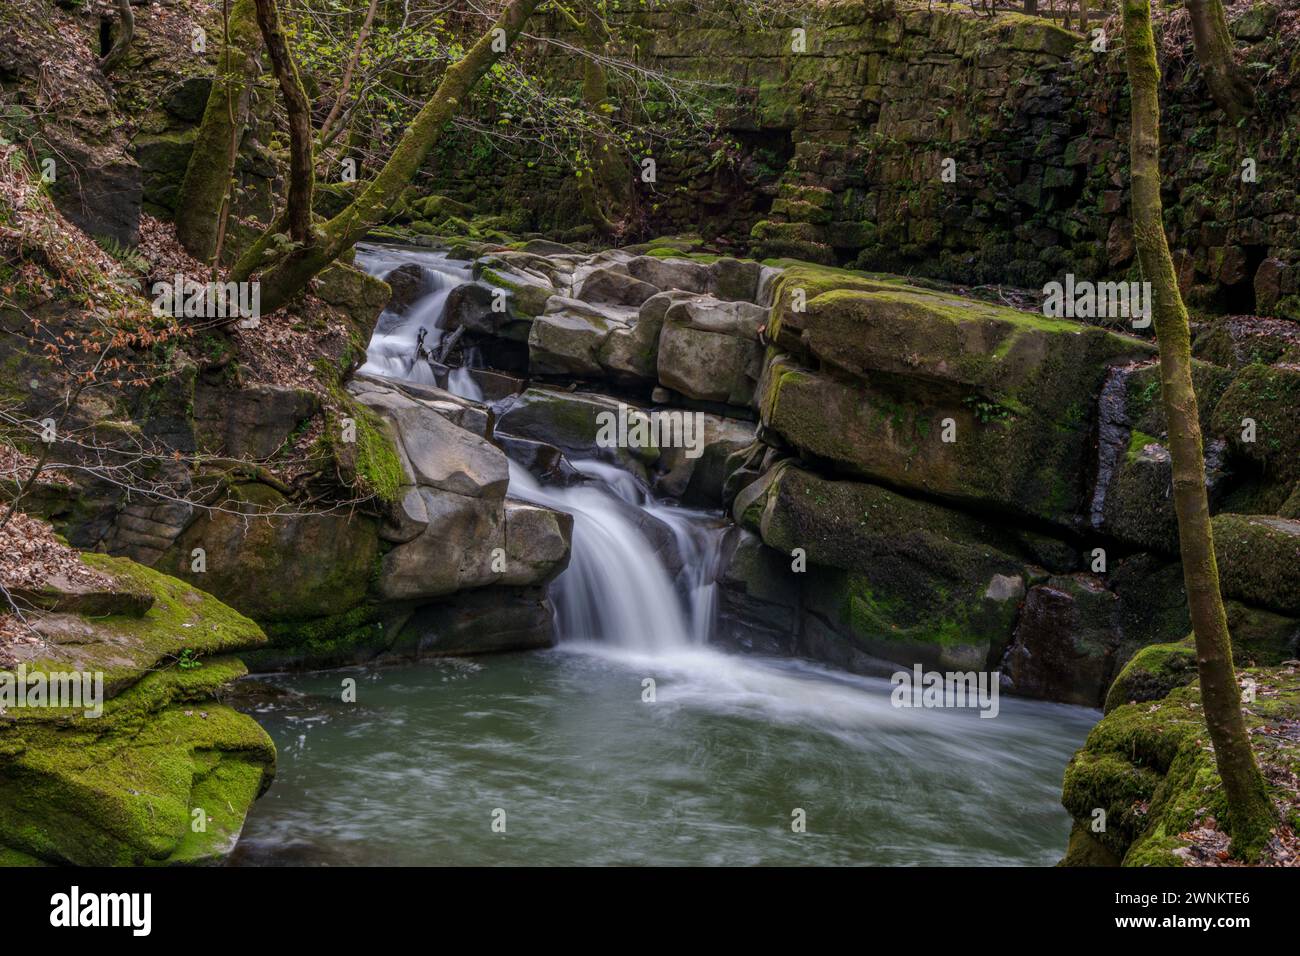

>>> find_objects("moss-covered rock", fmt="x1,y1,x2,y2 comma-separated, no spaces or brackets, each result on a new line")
1210,363,1300,513
1062,667,1300,865
757,269,1153,527
746,464,1028,673
0,555,274,866
1211,513,1300,615
157,482,381,623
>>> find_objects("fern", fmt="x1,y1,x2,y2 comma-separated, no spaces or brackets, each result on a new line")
94,234,149,274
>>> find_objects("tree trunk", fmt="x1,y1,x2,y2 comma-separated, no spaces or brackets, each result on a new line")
575,12,631,237
175,0,262,263
317,0,380,146
1122,0,1274,861
234,0,542,311
1185,0,1256,120
252,0,314,244
99,0,135,74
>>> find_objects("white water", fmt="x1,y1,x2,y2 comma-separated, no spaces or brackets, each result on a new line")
351,242,730,657
353,244,473,384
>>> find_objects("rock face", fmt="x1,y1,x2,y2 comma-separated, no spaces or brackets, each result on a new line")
0,554,275,866
422,4,1300,322
759,266,1154,528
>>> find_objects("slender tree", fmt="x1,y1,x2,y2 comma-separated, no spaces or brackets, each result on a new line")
1122,0,1274,860
1184,0,1256,120
252,0,314,244
554,0,634,237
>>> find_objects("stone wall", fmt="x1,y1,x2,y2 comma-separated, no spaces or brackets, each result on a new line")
422,0,1300,319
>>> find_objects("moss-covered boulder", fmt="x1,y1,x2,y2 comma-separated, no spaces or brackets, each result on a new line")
758,266,1153,527
1211,514,1300,615
1061,667,1300,866
1210,363,1300,514
157,482,381,623
0,555,275,866
743,464,1028,673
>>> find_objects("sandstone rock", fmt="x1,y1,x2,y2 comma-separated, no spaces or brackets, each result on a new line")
1,555,273,866
159,482,380,621
654,413,756,504
528,308,617,378
387,587,555,656
626,255,712,294
350,377,507,497
657,296,766,405
495,387,658,468
744,464,1026,673
577,266,660,307
596,289,692,383
713,527,801,656
709,257,765,302
758,272,1154,527
193,382,319,460
1212,514,1300,614
377,488,502,600
502,499,573,586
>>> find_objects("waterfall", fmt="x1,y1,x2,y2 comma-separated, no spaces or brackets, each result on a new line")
353,243,723,656
354,245,473,384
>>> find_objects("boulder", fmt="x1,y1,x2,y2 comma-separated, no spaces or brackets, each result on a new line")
495,388,658,468
0,554,274,866
350,378,507,497
387,587,556,657
758,279,1154,526
528,307,618,378
626,255,712,294
713,528,801,655
477,258,557,317
743,464,1026,673
596,289,692,383
654,413,756,504
193,382,319,460
1000,574,1121,707
1212,514,1300,614
710,257,766,302
577,266,660,307
377,488,503,600
502,499,574,586
657,296,767,405
159,483,380,621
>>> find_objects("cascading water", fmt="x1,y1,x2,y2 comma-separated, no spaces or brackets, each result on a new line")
353,241,725,656
353,244,474,385
232,244,1099,867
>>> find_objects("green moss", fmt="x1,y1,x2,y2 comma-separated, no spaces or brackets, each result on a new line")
353,406,404,504
17,553,266,700
0,555,275,866
1063,667,1300,865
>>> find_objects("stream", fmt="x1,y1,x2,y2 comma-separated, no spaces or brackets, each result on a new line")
231,244,1099,866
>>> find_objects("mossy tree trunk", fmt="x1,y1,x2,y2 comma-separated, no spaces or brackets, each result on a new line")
1184,0,1255,120
175,0,262,264
232,0,542,312
560,1,632,237
252,0,313,244
1122,0,1274,861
